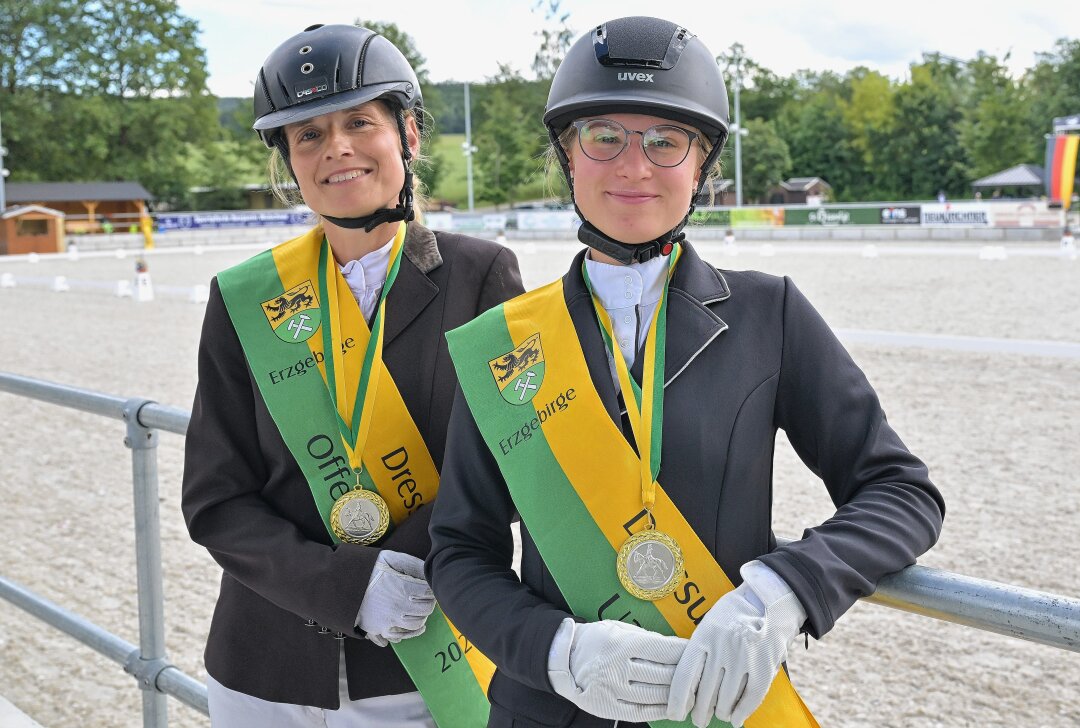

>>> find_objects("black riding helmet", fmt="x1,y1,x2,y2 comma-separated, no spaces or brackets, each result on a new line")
253,24,423,231
544,17,730,264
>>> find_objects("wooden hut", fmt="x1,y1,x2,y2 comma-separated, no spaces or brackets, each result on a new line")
0,205,66,255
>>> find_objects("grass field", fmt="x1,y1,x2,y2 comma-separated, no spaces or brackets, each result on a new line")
427,133,564,209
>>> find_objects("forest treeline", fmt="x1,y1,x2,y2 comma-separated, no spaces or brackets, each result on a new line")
2,2,1077,208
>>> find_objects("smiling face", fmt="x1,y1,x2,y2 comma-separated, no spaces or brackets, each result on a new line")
283,101,419,219
566,113,701,245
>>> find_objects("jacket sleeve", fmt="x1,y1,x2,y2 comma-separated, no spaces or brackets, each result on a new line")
426,387,571,693
181,279,381,637
479,245,525,312
758,277,945,639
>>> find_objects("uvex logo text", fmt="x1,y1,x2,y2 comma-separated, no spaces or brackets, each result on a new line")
617,72,654,82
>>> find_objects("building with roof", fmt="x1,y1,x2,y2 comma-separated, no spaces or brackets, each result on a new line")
767,177,832,205
971,164,1045,197
3,181,153,233
0,205,66,255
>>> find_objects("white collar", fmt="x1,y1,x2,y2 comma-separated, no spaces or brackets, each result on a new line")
583,250,668,310
339,236,395,291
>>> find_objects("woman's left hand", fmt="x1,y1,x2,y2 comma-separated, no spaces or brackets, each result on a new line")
667,562,806,727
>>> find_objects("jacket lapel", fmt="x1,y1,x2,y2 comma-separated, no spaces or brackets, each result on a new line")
562,242,732,422
384,223,441,347
662,240,730,388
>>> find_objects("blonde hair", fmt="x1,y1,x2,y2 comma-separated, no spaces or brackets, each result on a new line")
545,122,724,205
267,104,430,219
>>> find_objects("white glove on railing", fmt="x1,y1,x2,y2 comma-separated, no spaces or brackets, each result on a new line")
668,561,807,727
547,618,688,723
356,550,436,647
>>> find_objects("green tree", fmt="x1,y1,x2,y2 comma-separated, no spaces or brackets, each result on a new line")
1021,38,1080,162
474,67,535,208
716,44,798,124
739,118,791,202
782,92,858,200
180,139,264,210
531,0,573,80
355,19,445,198
0,0,218,206
875,63,969,199
958,53,1028,181
0,0,83,92
838,68,894,197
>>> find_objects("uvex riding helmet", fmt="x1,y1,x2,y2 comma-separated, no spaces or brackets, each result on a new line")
253,24,423,231
544,17,729,264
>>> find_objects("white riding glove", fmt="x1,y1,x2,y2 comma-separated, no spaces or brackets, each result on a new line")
356,550,436,647
547,618,688,723
668,561,807,728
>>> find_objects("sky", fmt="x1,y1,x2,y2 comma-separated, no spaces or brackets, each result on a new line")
176,0,1079,99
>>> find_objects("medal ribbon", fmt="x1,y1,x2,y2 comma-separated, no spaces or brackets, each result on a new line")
216,224,495,726
317,222,406,479
581,246,682,516
446,276,819,728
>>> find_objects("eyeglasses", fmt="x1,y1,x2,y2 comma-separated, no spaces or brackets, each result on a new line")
571,119,700,168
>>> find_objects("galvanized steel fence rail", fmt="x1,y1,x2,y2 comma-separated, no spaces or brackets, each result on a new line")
1,371,1079,727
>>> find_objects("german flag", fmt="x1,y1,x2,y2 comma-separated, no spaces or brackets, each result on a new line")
1045,134,1079,209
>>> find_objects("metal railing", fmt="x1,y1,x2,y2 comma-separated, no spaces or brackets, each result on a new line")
0,372,205,727
1,371,1079,726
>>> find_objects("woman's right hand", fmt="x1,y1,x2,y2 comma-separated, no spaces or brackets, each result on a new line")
547,618,688,722
357,550,436,646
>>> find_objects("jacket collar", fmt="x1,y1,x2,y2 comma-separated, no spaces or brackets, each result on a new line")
402,221,442,274
562,241,729,418
385,222,441,346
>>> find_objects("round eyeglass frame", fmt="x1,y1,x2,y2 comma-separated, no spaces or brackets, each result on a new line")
570,118,700,168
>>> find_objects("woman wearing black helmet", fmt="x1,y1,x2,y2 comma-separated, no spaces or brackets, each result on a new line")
427,16,944,728
181,23,522,727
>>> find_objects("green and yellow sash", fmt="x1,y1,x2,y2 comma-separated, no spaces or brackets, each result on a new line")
217,223,494,727
446,268,819,728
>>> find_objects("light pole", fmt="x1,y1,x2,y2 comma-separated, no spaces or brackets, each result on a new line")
0,110,8,212
462,82,478,212
729,49,745,207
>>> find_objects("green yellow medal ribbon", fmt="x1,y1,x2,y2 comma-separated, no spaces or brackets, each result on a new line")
217,223,495,725
582,248,687,601
318,222,405,482
581,245,682,517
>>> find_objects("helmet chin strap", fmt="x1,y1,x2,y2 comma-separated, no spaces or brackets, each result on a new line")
321,169,415,232
551,127,709,266
277,110,417,233
575,207,688,265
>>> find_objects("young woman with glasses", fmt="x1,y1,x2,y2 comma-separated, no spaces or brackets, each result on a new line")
426,15,944,728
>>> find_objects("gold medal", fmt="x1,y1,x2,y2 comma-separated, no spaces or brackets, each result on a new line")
616,527,684,601
330,487,390,545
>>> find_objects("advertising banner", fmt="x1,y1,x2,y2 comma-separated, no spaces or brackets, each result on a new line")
693,207,784,227
785,207,880,226
690,209,731,226
423,212,453,231
732,207,784,227
516,210,581,231
155,210,311,231
879,206,921,224
921,203,991,226
988,201,1064,228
